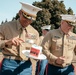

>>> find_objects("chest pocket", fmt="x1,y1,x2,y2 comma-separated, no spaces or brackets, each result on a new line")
68,39,76,50
25,33,37,50
51,37,62,51
68,35,76,50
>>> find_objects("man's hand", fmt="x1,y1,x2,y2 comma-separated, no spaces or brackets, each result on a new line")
55,56,65,65
5,37,24,46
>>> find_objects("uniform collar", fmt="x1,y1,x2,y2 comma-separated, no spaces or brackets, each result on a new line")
16,19,31,30
58,27,71,36
58,27,64,36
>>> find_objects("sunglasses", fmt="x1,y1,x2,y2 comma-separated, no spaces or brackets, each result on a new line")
22,12,32,20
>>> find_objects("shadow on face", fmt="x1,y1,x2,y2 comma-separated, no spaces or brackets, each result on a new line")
18,10,33,27
60,20,73,34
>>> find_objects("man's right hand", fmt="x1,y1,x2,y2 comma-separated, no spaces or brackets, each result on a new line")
5,37,24,47
55,56,66,65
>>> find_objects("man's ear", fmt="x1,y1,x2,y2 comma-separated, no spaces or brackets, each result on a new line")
18,10,22,16
61,20,64,25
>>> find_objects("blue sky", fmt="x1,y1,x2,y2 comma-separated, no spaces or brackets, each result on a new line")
0,0,76,24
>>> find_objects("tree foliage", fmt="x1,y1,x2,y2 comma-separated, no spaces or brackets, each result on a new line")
31,0,74,35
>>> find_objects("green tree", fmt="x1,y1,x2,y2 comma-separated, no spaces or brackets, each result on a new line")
14,13,20,20
31,0,74,35
67,7,73,14
1,21,4,24
5,19,8,23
